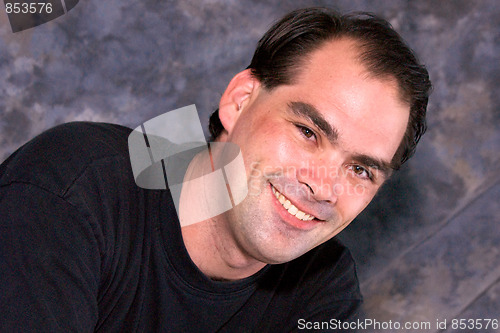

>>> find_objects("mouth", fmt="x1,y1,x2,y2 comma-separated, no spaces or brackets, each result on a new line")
271,184,317,221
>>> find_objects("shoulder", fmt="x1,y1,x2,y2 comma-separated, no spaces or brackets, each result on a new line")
0,122,133,196
257,238,362,330
288,238,362,301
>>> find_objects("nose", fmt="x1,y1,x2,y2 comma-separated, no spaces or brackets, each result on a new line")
296,157,340,204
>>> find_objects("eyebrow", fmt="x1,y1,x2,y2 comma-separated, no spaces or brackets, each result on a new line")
287,101,394,179
351,153,394,179
287,101,339,144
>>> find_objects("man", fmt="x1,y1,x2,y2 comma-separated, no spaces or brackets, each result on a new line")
0,7,431,332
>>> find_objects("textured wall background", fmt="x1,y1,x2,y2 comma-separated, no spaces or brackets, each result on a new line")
1,0,499,331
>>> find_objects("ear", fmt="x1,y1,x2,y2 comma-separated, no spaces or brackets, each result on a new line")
218,69,259,136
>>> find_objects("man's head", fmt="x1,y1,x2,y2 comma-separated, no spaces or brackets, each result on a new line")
204,8,431,264
210,7,432,169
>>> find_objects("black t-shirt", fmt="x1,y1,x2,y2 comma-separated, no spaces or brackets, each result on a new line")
0,122,362,332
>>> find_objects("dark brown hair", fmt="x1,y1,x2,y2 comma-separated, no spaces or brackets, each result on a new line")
209,7,432,169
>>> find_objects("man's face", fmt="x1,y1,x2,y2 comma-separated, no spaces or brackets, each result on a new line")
220,39,409,264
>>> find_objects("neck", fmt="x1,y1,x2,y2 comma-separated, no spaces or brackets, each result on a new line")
178,144,266,281
181,219,266,281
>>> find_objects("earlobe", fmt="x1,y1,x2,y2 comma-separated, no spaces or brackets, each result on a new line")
218,69,259,135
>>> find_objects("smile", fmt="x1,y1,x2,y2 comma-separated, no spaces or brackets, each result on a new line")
271,185,315,221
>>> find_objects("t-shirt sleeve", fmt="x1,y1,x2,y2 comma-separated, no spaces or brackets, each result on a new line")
0,183,101,332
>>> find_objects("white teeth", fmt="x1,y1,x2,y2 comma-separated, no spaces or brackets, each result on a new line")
278,194,286,205
271,185,315,221
283,200,291,210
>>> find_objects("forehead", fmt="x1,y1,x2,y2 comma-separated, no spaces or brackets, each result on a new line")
297,38,406,101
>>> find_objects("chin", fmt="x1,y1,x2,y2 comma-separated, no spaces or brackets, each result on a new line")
256,253,298,265
231,199,321,264
249,238,314,265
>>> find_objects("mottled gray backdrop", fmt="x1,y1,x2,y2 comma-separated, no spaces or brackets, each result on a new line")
1,0,499,331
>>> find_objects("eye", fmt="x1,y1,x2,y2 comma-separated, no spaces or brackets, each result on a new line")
348,165,373,180
296,125,316,140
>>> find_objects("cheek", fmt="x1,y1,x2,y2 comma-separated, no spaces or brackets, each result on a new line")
240,127,288,185
275,139,299,165
257,125,297,164
338,181,379,216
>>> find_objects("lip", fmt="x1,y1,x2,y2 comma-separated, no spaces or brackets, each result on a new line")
269,183,324,231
